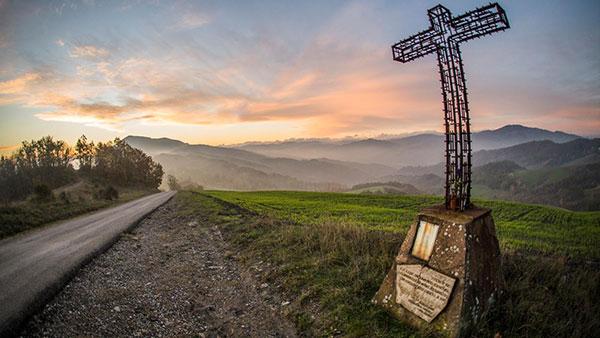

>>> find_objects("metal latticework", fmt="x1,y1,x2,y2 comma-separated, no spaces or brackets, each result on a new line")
392,3,509,211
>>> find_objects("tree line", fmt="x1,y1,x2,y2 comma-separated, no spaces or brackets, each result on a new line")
0,135,163,203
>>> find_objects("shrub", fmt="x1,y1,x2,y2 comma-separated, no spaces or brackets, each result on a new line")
95,186,119,201
102,186,119,200
180,179,204,191
167,175,181,191
59,191,70,204
33,184,53,201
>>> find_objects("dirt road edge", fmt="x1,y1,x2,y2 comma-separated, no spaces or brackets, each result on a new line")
1,192,176,337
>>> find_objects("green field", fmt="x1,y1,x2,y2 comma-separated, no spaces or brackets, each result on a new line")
206,190,600,259
179,191,599,337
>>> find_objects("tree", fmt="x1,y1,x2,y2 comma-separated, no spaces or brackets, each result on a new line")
93,138,163,189
0,156,30,203
0,135,163,203
13,136,75,189
75,135,95,173
167,175,181,191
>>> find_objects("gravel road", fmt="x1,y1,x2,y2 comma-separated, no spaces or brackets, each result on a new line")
0,191,175,336
19,195,297,337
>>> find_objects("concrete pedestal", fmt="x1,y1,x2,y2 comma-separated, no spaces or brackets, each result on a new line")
373,205,503,337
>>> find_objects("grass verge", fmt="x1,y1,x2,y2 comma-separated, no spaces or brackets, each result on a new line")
0,186,157,239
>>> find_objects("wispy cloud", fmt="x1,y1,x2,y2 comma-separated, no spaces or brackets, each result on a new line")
174,11,210,30
0,72,41,95
70,44,110,59
0,0,598,141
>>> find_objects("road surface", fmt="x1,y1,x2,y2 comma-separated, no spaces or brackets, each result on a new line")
0,191,175,336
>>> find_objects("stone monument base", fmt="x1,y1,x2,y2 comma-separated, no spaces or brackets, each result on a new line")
373,205,503,337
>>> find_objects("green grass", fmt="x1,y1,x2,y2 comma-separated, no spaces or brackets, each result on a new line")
206,190,600,259
0,188,156,239
176,191,412,337
178,191,600,337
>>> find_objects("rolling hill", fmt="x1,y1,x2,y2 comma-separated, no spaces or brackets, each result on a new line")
471,160,600,211
372,137,600,210
471,124,579,150
473,138,600,168
124,125,598,210
380,158,600,211
124,136,397,191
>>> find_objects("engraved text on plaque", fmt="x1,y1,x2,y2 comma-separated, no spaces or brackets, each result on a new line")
395,264,455,322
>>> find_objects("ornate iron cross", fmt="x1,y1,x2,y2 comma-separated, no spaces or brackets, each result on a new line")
392,3,509,211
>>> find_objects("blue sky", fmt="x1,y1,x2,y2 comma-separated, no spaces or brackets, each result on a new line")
0,0,598,148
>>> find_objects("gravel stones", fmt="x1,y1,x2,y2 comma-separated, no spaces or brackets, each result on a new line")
20,197,296,337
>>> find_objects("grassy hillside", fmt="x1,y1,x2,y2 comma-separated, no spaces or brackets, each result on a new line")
473,138,600,168
180,191,599,337
382,160,600,211
471,161,600,211
206,191,600,258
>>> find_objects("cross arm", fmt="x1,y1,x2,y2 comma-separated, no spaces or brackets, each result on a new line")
392,28,440,63
450,3,509,43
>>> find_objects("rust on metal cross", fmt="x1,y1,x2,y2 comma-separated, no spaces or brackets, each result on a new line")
392,3,509,211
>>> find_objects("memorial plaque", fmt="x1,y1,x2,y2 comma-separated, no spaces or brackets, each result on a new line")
373,207,503,336
411,220,439,261
395,264,455,323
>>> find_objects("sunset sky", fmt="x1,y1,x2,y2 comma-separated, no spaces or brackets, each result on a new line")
0,0,598,148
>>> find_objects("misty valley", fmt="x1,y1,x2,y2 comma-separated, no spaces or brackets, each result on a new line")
125,124,599,211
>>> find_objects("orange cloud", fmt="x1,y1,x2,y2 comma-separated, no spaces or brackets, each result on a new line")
2,39,441,138
0,145,19,156
3,0,593,142
0,144,19,152
0,72,41,94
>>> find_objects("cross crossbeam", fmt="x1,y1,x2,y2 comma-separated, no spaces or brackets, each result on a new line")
392,3,509,211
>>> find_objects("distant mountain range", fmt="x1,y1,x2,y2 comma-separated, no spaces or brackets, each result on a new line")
236,125,580,167
123,136,397,191
124,124,599,210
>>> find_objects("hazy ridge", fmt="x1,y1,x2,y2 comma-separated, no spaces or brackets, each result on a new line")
124,124,599,210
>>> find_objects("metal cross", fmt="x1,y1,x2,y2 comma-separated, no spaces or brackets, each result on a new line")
392,3,509,211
